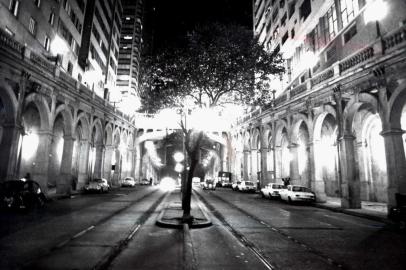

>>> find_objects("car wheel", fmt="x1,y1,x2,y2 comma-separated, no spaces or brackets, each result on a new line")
268,193,272,199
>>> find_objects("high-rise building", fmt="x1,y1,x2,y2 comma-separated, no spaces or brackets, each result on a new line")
78,0,123,99
116,0,144,113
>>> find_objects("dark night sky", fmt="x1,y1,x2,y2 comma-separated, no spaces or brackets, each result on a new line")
144,0,253,51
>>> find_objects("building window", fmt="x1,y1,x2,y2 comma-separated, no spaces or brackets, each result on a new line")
49,12,55,25
9,0,20,17
282,31,288,45
34,0,40,7
67,61,73,75
44,36,50,51
322,3,338,45
343,24,357,43
28,17,37,35
299,0,311,21
340,0,360,28
288,1,296,18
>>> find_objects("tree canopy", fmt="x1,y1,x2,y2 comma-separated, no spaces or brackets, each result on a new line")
138,22,285,113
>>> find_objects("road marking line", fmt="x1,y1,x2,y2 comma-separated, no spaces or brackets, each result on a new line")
73,225,95,239
127,224,141,241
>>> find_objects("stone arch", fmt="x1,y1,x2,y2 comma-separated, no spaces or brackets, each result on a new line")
105,123,113,146
274,119,289,146
251,127,261,150
0,78,18,180
24,93,51,131
343,93,378,134
75,112,90,140
388,83,406,129
274,119,289,180
291,113,311,144
243,130,250,151
72,113,91,189
48,104,74,194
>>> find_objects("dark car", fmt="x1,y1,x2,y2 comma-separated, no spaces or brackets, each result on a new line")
0,180,46,210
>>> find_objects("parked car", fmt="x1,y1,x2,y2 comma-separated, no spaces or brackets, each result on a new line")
279,185,315,203
140,178,150,185
121,177,136,187
203,179,216,190
237,181,256,192
231,181,241,191
261,183,286,199
0,180,46,210
84,178,110,193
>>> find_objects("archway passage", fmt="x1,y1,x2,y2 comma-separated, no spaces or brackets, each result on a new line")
316,114,339,198
296,122,310,187
48,114,65,194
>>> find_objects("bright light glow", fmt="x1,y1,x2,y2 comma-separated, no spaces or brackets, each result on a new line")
173,152,185,162
56,137,64,163
298,143,306,174
124,35,133,40
160,177,176,191
317,136,336,170
174,163,184,173
364,0,388,24
22,133,39,161
302,51,318,69
145,140,163,167
50,35,69,56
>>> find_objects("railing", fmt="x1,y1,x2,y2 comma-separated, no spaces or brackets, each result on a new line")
236,23,406,126
0,28,24,55
290,83,307,98
339,46,374,73
0,32,132,126
383,25,406,52
311,67,334,87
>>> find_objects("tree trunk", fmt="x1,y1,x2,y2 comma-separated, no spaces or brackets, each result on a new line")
182,131,203,223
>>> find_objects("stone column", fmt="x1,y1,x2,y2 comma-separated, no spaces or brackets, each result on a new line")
251,149,258,182
33,130,53,193
58,135,74,195
310,140,327,202
234,150,242,181
77,140,90,189
0,124,23,180
338,133,361,208
381,129,406,209
274,146,282,180
356,140,369,201
103,145,114,182
260,148,268,186
243,150,250,181
93,144,104,179
289,143,300,185
134,144,142,180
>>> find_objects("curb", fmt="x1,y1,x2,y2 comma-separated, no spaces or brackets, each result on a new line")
313,203,392,224
182,224,197,270
156,199,212,229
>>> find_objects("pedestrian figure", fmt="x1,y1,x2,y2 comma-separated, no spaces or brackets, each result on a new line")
149,177,153,185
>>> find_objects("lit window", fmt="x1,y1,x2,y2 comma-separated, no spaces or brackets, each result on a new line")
44,35,50,51
9,0,20,17
29,17,37,35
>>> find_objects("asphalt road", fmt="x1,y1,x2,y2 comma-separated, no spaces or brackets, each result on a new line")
0,186,405,270
195,188,406,270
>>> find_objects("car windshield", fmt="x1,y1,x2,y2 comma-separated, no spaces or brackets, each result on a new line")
245,182,254,186
125,178,132,181
94,179,104,183
273,184,284,189
292,186,311,192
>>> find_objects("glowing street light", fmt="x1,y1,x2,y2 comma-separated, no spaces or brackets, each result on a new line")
173,152,185,163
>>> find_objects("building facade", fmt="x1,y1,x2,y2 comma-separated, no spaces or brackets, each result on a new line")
0,0,157,196
233,0,406,210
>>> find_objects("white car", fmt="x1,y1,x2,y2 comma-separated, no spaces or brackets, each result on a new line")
231,181,241,191
84,178,110,193
237,181,256,192
260,183,285,199
279,185,315,203
121,177,136,187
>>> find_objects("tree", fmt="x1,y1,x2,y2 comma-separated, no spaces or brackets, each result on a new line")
138,22,285,221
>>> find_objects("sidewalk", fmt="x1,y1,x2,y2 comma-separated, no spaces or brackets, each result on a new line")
314,196,389,223
156,188,212,229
